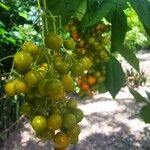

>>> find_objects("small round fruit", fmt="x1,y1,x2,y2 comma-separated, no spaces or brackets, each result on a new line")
69,135,79,144
14,51,32,72
36,129,54,140
22,41,39,58
53,132,70,149
88,37,95,44
55,62,70,75
37,79,48,96
71,31,79,41
51,107,61,115
51,90,66,102
97,75,105,83
67,125,80,144
71,62,85,77
47,79,63,95
87,75,97,85
63,38,75,50
66,124,81,137
47,114,62,131
72,108,84,123
31,115,47,131
67,99,77,109
94,71,101,78
79,57,92,70
61,75,74,93
63,113,76,129
24,70,39,88
5,80,16,96
20,102,31,115
80,82,90,91
15,78,28,93
45,33,63,50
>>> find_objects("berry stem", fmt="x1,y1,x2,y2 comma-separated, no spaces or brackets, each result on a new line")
0,55,14,62
59,16,62,28
37,0,45,44
43,0,49,33
47,10,57,33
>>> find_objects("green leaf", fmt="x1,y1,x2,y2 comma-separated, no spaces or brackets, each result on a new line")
0,2,10,10
105,56,124,98
0,28,7,35
19,10,28,19
111,8,127,52
143,23,150,36
129,87,147,103
81,0,115,29
118,45,139,72
74,0,87,21
46,0,81,28
140,105,150,123
106,0,129,23
130,0,150,29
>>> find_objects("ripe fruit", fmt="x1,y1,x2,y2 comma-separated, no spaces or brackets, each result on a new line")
22,41,39,58
47,114,63,130
87,75,97,85
53,132,70,149
15,78,28,93
80,82,90,91
14,51,32,72
5,80,16,96
45,33,63,50
63,113,76,129
72,108,84,123
24,70,39,88
31,115,47,131
61,75,74,93
4,20,90,149
71,31,79,41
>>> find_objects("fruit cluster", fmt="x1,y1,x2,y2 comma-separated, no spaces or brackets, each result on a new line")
66,20,110,96
4,32,91,149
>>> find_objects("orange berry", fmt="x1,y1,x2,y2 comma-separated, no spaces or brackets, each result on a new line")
80,82,90,91
87,75,97,85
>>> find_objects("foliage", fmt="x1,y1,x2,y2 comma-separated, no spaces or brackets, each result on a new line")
124,6,150,50
0,0,39,142
129,88,150,123
46,0,150,98
0,0,40,72
0,1,150,143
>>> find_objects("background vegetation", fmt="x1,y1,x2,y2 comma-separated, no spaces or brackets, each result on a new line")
0,0,150,144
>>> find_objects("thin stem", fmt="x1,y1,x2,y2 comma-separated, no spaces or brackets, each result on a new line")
37,0,45,44
43,0,49,33
48,10,57,33
0,55,14,62
59,16,61,27
63,49,77,63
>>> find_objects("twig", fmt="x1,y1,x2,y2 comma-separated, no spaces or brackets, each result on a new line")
0,115,25,134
